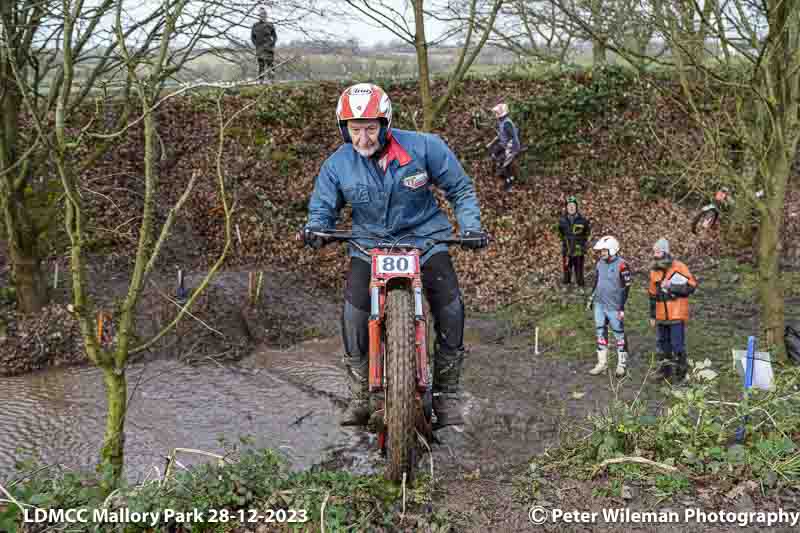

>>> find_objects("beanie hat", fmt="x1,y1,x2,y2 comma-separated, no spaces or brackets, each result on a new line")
566,195,578,208
653,238,670,254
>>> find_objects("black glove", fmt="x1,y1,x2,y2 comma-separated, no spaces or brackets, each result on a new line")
460,230,490,250
302,226,327,250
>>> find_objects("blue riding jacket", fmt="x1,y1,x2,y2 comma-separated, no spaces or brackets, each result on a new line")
305,128,482,263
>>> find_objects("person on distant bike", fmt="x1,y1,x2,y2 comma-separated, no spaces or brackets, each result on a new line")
301,83,490,429
587,236,632,377
558,196,591,290
487,102,521,192
251,7,277,82
649,238,698,382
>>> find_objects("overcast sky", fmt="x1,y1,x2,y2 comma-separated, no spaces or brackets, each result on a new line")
268,0,458,47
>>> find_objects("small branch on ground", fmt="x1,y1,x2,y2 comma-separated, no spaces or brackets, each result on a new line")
592,456,679,478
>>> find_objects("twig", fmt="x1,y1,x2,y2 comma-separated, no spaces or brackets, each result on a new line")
401,472,407,520
592,457,678,477
417,430,434,481
320,492,330,533
102,488,120,509
152,284,225,338
0,481,26,513
165,447,228,480
8,464,60,488
205,355,226,369
290,410,314,427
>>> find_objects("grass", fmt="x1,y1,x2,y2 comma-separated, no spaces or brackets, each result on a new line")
509,255,800,510
1,451,452,533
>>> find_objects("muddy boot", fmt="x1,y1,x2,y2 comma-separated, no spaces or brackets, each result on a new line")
653,352,673,380
504,176,514,192
433,348,465,429
615,351,628,377
589,349,608,375
341,356,370,426
673,352,688,382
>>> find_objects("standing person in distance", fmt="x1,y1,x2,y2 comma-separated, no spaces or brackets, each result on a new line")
649,238,698,382
251,7,277,82
587,236,632,377
558,195,591,291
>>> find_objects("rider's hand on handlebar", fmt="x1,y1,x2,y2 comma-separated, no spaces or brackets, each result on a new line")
460,230,490,250
301,226,328,250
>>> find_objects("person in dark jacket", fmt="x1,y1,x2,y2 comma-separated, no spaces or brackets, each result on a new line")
301,83,490,429
558,196,591,289
251,7,277,82
649,238,698,382
487,102,521,192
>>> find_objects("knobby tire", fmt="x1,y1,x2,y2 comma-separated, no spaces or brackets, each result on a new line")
384,286,417,482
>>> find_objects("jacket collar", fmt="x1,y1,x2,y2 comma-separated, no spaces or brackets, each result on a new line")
377,134,412,171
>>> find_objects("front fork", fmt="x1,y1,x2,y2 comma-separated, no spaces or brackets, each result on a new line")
368,281,431,393
368,280,433,451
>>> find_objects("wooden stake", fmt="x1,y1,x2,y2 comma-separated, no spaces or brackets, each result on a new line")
535,327,540,355
256,272,264,301
97,312,105,344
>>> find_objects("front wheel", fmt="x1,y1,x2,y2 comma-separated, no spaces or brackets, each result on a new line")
384,285,417,482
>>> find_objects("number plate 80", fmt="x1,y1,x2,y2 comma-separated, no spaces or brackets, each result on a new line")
375,254,417,274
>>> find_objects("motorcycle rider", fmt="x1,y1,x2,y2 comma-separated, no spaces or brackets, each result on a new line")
301,83,490,428
487,102,521,192
587,236,632,377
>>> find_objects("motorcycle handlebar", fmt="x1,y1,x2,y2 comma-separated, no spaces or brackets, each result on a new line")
308,230,486,247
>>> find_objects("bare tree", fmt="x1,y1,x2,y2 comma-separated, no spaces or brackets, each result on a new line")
488,0,577,65
1,0,265,490
0,0,136,313
679,0,799,358
341,0,504,131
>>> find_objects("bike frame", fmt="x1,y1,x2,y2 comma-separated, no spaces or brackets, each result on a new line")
367,248,430,394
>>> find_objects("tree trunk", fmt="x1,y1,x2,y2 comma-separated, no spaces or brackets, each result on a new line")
592,37,607,66
7,240,48,312
99,366,127,490
2,62,49,313
413,0,434,131
757,192,786,360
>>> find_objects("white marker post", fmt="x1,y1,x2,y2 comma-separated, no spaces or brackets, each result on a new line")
535,327,540,355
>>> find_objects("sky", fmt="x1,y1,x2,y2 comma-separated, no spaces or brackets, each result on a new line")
266,0,458,47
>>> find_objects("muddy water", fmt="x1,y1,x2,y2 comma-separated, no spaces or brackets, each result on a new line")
0,338,368,481
2,322,627,483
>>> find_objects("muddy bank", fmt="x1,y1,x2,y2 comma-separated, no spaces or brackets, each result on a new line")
0,265,340,377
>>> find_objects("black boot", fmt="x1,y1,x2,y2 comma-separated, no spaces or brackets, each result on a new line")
432,348,465,428
341,356,370,426
673,352,688,382
654,352,673,380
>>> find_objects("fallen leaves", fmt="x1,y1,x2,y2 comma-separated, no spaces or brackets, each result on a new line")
69,76,800,315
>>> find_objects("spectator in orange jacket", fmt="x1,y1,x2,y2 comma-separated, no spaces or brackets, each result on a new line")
649,238,698,382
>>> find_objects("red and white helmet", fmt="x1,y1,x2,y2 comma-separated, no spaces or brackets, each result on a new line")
336,83,392,144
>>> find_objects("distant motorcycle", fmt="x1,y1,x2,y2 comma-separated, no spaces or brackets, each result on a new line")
691,189,729,235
